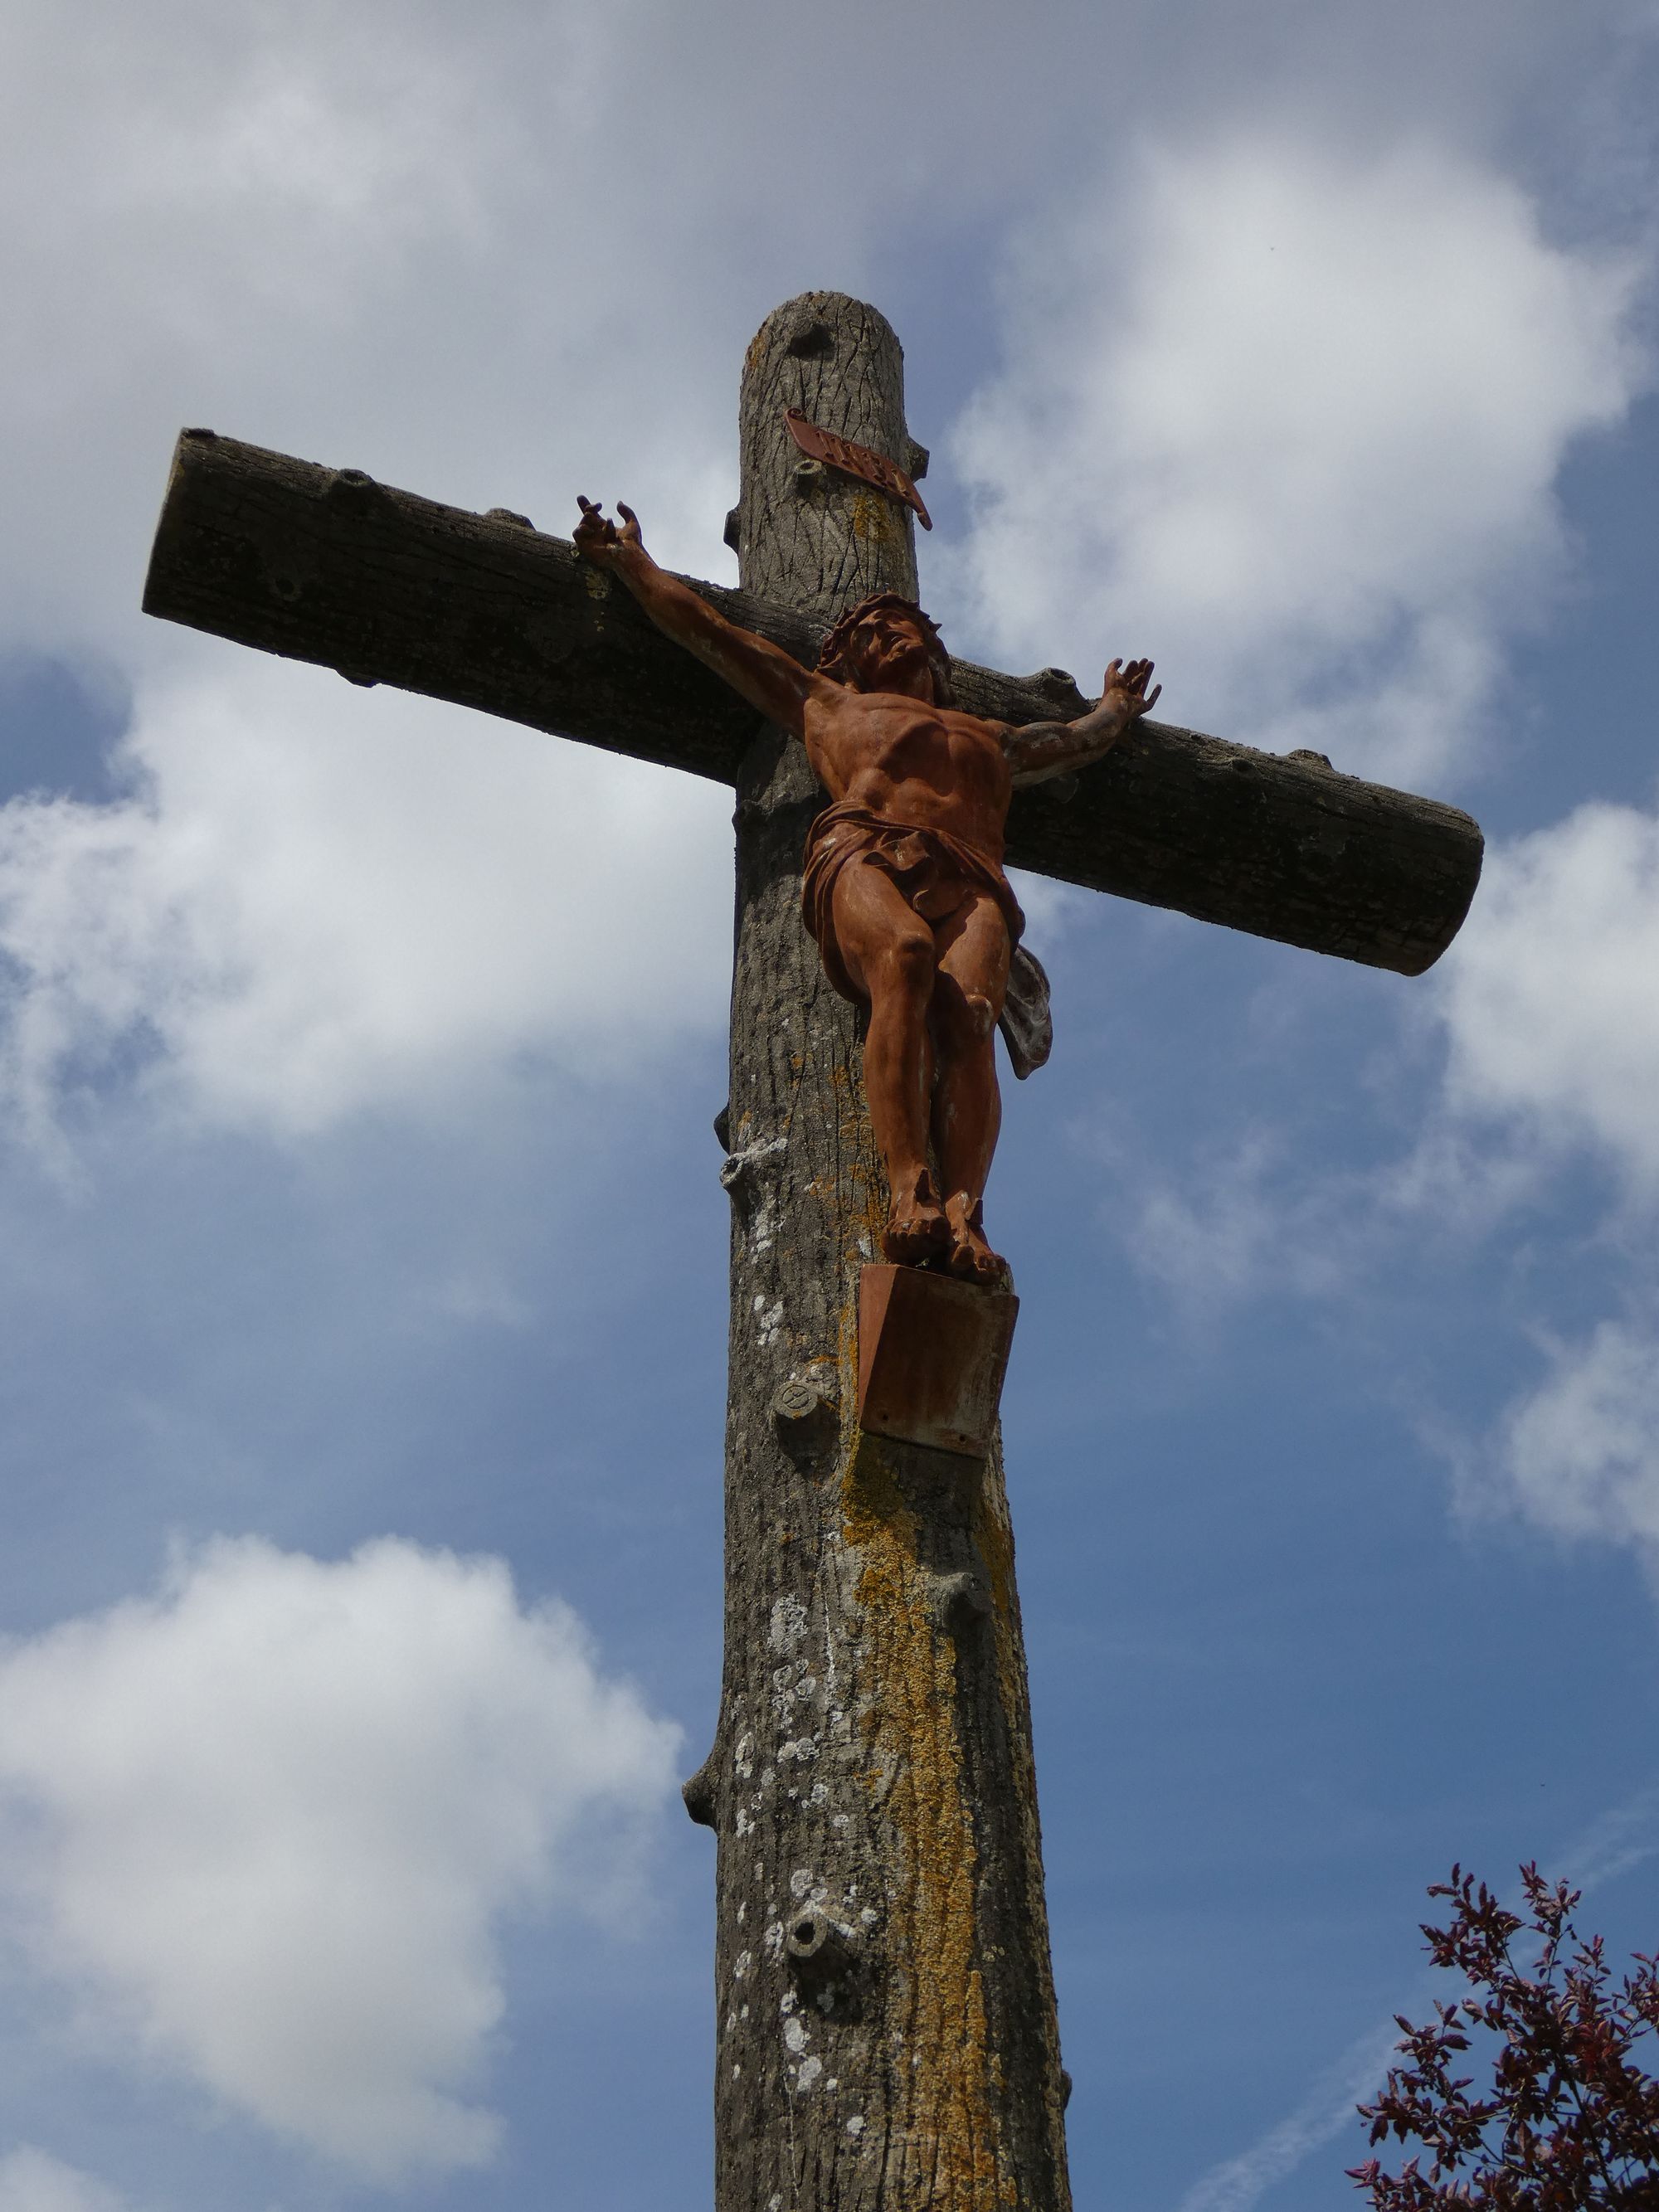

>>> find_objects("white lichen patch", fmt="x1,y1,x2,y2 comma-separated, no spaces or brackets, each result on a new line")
795,2054,823,2090
784,2015,810,2054
733,1951,752,1980
846,2115,866,2136
769,1597,807,1654
747,1191,779,1255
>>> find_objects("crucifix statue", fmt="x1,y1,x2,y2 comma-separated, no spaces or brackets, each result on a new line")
143,292,1482,2212
571,491,1159,1283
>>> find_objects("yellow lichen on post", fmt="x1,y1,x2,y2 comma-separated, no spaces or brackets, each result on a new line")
969,1448,1015,1622
971,1446,1073,2179
842,1438,1013,2208
849,486,903,550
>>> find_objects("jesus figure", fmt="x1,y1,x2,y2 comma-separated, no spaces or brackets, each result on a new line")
575,497,1160,1286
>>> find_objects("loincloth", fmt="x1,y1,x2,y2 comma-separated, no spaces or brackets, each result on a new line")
800,802,1053,1079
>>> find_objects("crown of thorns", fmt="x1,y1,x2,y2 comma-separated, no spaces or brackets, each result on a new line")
815,593,956,706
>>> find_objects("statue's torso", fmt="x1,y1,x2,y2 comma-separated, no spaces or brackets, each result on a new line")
803,690,1012,862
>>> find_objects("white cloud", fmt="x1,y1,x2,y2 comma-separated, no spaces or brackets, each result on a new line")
1565,1781,1659,1894
1438,798,1659,1192
1434,843,1659,1565
0,2150,125,2212
1087,785,1659,1322
5,0,1627,679
0,0,1126,669
0,654,732,1140
1112,1128,1348,1315
0,0,1039,1146
0,1536,680,2180
0,0,758,1147
1482,1320,1659,1565
1176,2024,1398,2212
950,138,1642,785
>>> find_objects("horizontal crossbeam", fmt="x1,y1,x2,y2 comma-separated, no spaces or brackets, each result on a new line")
144,430,1482,975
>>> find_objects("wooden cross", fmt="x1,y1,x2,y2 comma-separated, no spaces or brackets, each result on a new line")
143,291,1482,2212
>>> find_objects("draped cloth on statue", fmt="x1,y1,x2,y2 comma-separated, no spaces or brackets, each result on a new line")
800,800,1053,1080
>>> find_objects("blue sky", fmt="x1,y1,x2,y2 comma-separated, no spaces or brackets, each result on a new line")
0,2,1657,2208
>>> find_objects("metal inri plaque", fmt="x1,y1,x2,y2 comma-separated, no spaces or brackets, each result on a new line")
784,408,932,530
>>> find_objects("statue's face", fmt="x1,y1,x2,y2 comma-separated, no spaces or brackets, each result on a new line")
849,610,935,700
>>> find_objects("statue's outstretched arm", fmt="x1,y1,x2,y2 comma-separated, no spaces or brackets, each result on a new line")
574,498,825,738
1003,658,1160,787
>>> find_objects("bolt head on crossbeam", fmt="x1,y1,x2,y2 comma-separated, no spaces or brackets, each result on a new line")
143,425,1482,975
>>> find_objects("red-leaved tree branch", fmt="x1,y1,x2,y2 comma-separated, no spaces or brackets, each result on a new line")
1350,1865,1659,2211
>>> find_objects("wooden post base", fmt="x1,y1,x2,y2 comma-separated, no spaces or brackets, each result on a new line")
857,1263,1019,1458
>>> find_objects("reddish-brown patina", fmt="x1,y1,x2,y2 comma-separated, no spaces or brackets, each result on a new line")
783,407,933,530
574,495,1160,1286
857,1263,1019,1458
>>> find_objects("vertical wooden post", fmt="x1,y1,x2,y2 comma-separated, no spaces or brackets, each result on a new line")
690,294,1073,2212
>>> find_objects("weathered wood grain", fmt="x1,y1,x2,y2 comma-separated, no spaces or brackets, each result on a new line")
144,428,1481,977
705,290,1073,2212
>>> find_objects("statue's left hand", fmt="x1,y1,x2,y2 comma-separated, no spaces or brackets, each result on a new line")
1099,657,1160,721
574,497,645,565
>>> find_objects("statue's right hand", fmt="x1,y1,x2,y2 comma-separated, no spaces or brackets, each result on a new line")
574,496,644,564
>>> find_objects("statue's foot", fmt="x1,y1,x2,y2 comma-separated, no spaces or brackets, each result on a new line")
884,1172,950,1266
945,1192,1009,1287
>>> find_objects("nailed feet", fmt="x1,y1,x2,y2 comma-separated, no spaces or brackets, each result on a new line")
944,1190,1009,1287
883,1173,1009,1287
883,1169,950,1266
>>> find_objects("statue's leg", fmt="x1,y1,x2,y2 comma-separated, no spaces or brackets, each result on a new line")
930,892,1011,1284
829,857,948,1262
